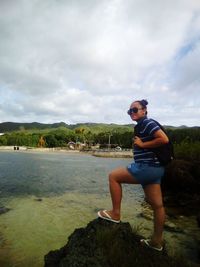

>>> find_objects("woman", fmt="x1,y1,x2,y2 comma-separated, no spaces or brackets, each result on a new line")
98,99,169,251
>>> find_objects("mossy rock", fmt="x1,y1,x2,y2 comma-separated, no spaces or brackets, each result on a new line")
44,219,194,267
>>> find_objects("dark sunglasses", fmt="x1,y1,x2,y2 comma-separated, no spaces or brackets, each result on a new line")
127,107,143,115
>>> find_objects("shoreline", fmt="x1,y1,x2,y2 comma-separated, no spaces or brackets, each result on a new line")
92,149,133,158
0,146,80,153
0,146,133,158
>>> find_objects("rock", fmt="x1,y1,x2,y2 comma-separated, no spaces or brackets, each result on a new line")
161,159,200,226
35,198,43,202
162,160,200,194
0,206,11,215
139,211,153,221
197,213,200,228
164,222,185,233
139,211,184,234
44,219,192,267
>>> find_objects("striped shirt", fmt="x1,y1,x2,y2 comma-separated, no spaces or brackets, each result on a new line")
133,116,161,165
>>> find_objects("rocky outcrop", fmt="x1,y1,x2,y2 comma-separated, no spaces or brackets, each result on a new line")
162,159,200,226
162,159,200,195
44,218,193,267
197,213,200,228
0,206,11,215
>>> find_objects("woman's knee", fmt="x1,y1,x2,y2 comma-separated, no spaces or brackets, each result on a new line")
145,197,163,210
109,167,137,185
144,184,164,210
108,169,123,184
148,200,164,211
109,171,116,183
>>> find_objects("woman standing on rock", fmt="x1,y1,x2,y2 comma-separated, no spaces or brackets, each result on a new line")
98,99,169,252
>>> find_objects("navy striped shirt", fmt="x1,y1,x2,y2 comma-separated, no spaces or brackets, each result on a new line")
133,116,161,165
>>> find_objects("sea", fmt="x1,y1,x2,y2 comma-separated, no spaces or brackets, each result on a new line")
0,151,199,267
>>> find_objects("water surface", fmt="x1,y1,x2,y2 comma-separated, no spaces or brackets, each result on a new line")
0,151,199,266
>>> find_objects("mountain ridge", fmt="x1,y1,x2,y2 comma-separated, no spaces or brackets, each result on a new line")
0,121,199,133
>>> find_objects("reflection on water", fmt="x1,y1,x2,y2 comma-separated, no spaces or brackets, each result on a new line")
0,151,199,266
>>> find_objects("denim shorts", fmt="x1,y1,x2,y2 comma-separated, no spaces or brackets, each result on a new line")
127,162,164,188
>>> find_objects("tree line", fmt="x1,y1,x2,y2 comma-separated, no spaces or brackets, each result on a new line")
0,127,133,148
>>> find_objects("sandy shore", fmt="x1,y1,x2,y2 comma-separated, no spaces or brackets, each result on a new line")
0,146,81,153
0,146,133,158
92,150,133,158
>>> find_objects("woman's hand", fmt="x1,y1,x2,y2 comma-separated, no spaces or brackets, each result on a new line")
134,130,169,149
134,136,144,148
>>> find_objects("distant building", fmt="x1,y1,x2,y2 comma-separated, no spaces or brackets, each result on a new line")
68,141,76,150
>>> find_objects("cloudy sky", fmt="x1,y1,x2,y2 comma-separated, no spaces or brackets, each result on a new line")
0,0,200,126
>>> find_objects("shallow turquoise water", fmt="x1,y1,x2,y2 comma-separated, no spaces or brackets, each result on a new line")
0,151,199,266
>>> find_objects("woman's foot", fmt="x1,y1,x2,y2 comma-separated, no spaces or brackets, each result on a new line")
140,238,163,251
97,210,120,223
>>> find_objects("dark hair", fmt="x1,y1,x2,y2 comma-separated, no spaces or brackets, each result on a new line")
139,99,148,108
135,99,148,114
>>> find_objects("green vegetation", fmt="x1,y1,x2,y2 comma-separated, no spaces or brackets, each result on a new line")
174,142,200,161
0,123,133,149
165,127,200,161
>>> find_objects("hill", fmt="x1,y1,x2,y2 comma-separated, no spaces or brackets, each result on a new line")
0,122,67,132
0,121,134,134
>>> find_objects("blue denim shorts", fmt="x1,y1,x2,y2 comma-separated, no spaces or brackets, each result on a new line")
127,162,164,188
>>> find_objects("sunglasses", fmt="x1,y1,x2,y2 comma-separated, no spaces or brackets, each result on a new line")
127,107,143,115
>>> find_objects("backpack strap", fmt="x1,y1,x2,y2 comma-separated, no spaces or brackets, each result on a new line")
151,119,167,134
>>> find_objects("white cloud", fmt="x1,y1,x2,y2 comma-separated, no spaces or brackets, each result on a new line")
0,0,200,126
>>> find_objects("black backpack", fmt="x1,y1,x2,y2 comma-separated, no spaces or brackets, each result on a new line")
134,119,174,166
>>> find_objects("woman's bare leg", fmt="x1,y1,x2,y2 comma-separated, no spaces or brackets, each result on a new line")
99,167,139,221
143,184,165,245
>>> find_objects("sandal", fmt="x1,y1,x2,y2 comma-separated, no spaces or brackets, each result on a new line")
97,210,120,223
140,239,163,252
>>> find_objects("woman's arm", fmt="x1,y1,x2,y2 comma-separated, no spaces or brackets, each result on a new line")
134,129,169,149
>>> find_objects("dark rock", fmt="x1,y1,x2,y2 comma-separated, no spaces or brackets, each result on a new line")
162,160,200,194
164,222,185,233
0,206,11,215
139,211,185,233
44,219,192,267
197,213,200,228
161,159,200,221
35,198,43,202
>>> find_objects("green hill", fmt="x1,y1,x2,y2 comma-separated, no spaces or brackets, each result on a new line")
0,122,134,134
0,122,68,132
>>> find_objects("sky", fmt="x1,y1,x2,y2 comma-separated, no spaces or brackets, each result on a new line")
0,0,200,127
